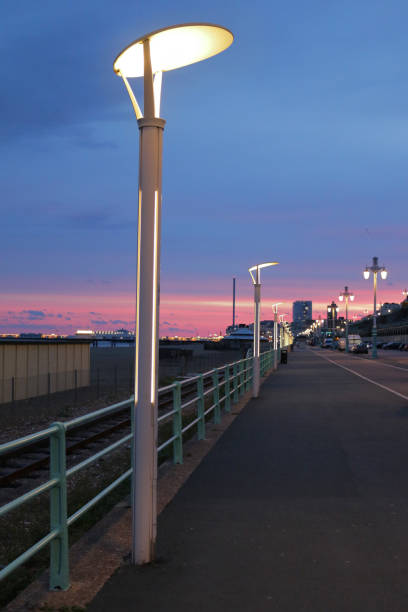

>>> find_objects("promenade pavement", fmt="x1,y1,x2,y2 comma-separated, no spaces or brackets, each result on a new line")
89,347,408,611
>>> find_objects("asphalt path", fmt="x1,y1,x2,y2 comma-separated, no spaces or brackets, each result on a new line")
89,349,408,611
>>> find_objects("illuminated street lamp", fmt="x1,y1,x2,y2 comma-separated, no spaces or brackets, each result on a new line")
363,256,388,358
114,23,233,565
279,313,287,350
271,302,282,370
338,286,355,353
403,289,408,301
249,262,279,398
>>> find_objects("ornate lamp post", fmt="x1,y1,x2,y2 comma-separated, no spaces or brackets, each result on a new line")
114,23,233,565
338,286,355,353
249,262,279,398
363,257,388,359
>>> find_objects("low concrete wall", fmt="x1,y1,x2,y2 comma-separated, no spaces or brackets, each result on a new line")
0,340,91,404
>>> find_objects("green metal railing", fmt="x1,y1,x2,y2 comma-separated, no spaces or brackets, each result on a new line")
0,347,282,591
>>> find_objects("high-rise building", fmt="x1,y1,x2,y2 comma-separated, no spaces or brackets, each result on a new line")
292,301,312,324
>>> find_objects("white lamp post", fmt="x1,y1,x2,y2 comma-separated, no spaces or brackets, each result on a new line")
363,256,387,359
279,314,287,350
338,286,355,353
272,302,282,370
114,23,233,565
248,262,278,398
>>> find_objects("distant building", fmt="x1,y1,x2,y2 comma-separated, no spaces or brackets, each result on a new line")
380,303,400,315
292,301,312,333
327,302,338,330
293,301,312,323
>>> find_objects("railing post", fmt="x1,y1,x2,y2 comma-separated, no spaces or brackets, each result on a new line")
213,369,221,424
172,382,183,464
239,361,245,396
224,365,231,413
197,375,205,439
232,363,238,404
246,358,251,392
49,422,69,590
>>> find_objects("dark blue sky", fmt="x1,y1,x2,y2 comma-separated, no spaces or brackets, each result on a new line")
1,1,407,334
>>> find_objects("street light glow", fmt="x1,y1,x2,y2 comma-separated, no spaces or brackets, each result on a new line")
363,267,370,280
248,262,279,284
114,23,233,78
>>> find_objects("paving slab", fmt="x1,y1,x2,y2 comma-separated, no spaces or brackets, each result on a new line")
89,348,408,612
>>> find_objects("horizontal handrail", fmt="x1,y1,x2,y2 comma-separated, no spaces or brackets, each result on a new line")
0,346,284,592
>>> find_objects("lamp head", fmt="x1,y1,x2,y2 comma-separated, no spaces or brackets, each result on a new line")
363,267,370,280
248,262,279,284
114,23,233,77
339,295,343,301
381,269,388,280
350,294,355,301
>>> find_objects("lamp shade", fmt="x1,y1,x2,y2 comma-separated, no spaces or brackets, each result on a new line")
339,295,343,301
114,23,233,77
363,268,370,280
350,294,355,301
248,262,279,284
381,269,388,280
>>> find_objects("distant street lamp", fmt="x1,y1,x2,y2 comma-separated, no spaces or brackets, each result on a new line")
338,286,355,353
271,302,282,370
403,289,408,301
363,256,388,358
114,23,233,565
279,313,287,350
249,262,279,398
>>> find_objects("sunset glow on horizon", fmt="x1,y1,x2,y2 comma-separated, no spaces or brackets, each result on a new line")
0,284,404,337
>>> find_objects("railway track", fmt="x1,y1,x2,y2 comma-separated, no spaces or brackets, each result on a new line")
0,372,223,490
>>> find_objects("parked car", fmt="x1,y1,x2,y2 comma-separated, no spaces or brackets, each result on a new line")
321,338,334,348
383,342,401,350
350,343,368,354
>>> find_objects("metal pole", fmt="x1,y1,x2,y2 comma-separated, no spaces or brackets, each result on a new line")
232,277,236,330
253,267,261,398
273,309,278,370
372,271,377,359
132,39,165,564
345,297,349,353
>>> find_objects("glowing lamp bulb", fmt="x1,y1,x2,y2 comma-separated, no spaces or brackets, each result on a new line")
381,269,388,280
363,268,370,280
114,23,233,77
